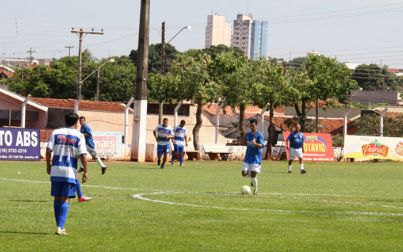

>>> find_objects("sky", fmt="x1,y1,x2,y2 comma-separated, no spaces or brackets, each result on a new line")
1,0,403,67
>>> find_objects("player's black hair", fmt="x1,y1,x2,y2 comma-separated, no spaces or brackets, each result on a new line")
249,118,258,125
65,113,79,127
163,117,169,121
180,120,186,125
79,116,86,120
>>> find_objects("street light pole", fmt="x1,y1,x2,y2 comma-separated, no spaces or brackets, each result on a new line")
158,23,191,124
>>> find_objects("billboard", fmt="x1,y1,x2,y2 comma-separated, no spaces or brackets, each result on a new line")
0,128,40,161
92,131,123,159
283,132,334,162
344,135,403,161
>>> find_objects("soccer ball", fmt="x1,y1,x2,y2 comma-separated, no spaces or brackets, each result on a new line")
241,185,251,195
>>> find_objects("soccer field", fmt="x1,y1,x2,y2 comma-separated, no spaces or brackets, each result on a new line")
0,161,402,252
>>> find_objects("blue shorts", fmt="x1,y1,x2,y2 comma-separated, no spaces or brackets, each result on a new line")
157,144,170,156
51,181,77,198
173,144,184,153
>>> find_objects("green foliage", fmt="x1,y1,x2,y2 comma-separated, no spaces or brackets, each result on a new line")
332,133,344,147
352,64,403,91
288,55,358,130
353,114,403,137
129,43,179,73
5,53,136,102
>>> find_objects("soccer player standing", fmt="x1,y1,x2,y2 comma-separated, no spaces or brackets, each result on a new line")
153,118,173,169
46,112,88,235
242,119,265,194
285,123,306,174
79,116,107,174
171,120,188,166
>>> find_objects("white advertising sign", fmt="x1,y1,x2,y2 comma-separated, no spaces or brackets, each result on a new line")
344,135,403,161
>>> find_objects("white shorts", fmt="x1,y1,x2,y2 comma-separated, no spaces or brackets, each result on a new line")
242,163,261,173
86,145,98,158
289,148,303,160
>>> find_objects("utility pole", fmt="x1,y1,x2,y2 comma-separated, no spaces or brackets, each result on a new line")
71,28,103,113
158,21,166,124
95,68,100,101
27,47,36,64
131,0,150,162
65,45,74,57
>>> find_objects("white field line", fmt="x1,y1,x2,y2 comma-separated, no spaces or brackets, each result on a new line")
2,177,402,216
0,177,142,191
132,192,403,217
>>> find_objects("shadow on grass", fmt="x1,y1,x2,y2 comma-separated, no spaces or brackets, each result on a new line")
0,230,50,235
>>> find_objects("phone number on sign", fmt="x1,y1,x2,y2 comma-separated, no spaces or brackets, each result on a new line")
0,148,28,154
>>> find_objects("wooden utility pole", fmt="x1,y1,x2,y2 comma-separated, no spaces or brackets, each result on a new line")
158,21,166,124
71,28,103,113
131,0,150,162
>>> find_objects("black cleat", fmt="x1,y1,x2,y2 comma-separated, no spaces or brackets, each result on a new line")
300,169,306,174
288,170,292,173
157,160,161,166
160,164,165,169
101,166,107,175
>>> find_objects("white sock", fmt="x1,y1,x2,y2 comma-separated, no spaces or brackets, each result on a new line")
96,156,106,168
288,165,292,171
251,177,258,192
300,163,304,170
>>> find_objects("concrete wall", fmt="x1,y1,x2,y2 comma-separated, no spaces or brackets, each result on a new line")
77,104,229,160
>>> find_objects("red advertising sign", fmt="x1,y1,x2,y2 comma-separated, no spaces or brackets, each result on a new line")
283,132,334,162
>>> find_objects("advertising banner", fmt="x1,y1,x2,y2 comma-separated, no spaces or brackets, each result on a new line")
0,128,40,161
283,132,334,161
344,135,403,161
92,131,123,159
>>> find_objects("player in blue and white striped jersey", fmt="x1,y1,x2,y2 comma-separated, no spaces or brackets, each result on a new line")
46,112,88,235
153,117,173,169
171,120,188,167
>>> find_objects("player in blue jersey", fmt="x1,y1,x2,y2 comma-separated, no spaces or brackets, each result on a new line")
79,116,107,174
285,123,306,174
46,112,88,235
171,120,188,167
242,119,265,194
153,118,173,169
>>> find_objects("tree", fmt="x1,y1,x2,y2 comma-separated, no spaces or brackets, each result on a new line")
211,51,251,139
304,54,357,132
353,114,403,137
129,43,179,73
352,64,402,91
203,44,243,60
171,49,221,150
83,56,136,102
288,55,357,131
251,59,290,158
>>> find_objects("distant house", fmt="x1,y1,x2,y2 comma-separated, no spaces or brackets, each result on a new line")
0,65,15,79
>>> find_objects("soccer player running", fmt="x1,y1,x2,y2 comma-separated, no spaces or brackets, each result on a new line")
171,120,188,166
242,119,265,195
285,123,306,174
154,117,173,169
79,116,107,174
46,112,88,235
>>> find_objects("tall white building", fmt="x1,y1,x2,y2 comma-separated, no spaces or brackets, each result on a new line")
205,15,231,48
231,14,253,57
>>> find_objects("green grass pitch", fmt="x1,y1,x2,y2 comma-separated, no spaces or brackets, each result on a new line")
0,160,402,251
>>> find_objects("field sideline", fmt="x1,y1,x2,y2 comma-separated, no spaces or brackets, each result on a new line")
0,160,402,252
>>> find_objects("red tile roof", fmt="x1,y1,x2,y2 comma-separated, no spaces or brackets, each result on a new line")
31,97,128,113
